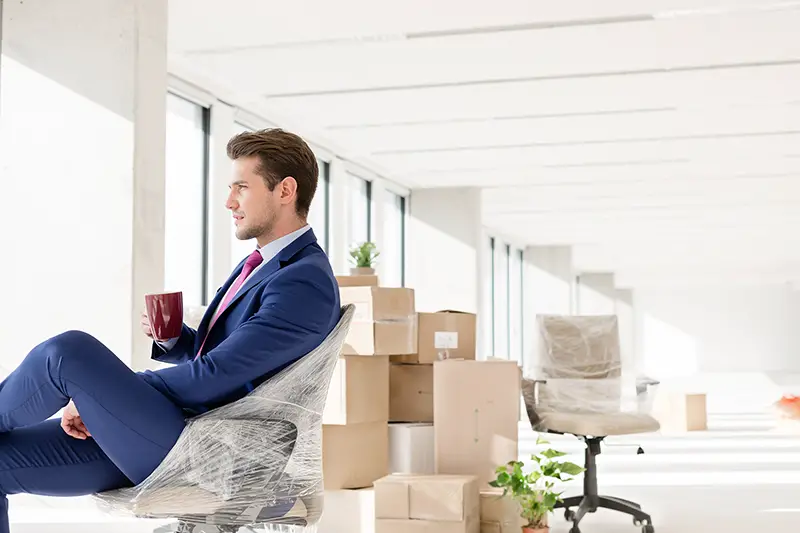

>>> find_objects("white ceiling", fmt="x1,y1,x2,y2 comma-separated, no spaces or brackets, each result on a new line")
168,0,800,286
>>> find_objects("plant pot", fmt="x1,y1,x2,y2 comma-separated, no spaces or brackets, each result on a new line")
522,527,548,533
350,267,375,276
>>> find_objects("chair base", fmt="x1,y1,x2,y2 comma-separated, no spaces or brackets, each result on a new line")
554,436,655,533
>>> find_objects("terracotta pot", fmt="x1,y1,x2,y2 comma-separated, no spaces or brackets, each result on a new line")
522,527,548,533
350,267,375,275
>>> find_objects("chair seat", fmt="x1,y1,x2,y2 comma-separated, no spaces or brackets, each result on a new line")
103,485,226,517
537,410,660,436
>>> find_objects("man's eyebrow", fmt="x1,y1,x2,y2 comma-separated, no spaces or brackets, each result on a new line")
229,180,247,187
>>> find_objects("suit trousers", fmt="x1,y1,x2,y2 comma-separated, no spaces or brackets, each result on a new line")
0,330,186,533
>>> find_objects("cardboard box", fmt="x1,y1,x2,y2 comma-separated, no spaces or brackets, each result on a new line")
390,364,433,423
389,423,434,475
337,275,379,287
376,519,478,533
324,355,390,425
652,392,707,433
434,360,520,488
480,491,523,533
393,311,477,364
317,489,375,533
375,474,479,521
340,287,418,355
323,422,388,489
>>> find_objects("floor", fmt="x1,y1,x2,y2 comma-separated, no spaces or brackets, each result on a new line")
6,411,800,533
530,411,800,532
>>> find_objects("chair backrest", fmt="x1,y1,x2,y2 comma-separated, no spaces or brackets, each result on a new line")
533,314,623,414
535,314,621,380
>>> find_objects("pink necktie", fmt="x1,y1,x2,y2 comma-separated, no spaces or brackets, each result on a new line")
196,249,264,359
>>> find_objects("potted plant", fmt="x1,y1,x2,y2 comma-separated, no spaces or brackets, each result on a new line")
349,241,379,275
490,436,584,533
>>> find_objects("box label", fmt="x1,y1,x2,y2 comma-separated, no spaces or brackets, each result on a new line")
435,331,459,349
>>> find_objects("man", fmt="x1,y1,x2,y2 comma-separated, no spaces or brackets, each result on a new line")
0,128,339,532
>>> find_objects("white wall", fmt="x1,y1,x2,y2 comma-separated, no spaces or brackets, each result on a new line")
635,284,800,412
406,187,483,314
0,0,167,371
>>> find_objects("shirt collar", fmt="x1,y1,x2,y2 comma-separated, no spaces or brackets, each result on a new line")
257,225,312,265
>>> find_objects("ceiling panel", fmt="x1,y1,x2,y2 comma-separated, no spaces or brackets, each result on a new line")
170,0,785,52
327,106,800,153
372,134,800,173
260,65,800,128
180,10,800,95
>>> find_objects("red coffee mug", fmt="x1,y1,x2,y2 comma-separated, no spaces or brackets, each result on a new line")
145,291,184,341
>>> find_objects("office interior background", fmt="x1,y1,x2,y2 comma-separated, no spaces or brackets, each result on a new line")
2,0,800,532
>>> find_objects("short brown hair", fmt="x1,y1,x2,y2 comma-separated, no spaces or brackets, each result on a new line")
226,128,319,218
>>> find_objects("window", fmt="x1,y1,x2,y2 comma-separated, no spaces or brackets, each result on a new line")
164,93,209,306
229,123,258,270
510,248,523,363
493,241,510,358
383,191,406,287
350,174,371,244
308,159,330,252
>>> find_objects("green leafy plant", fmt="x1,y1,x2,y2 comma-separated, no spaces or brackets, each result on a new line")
489,436,584,530
349,241,380,268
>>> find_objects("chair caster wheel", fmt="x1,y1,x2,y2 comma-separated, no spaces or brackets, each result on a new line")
564,508,576,521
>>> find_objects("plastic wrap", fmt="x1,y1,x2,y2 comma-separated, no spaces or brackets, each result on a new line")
93,304,357,533
523,315,660,437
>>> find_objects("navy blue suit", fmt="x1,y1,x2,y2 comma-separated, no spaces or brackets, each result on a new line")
0,228,338,533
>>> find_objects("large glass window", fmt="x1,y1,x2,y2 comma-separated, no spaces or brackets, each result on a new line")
383,192,406,287
308,159,330,252
229,124,258,270
510,247,523,363
164,93,209,306
350,174,371,245
493,242,510,358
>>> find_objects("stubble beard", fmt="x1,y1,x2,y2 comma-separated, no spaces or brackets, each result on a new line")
236,213,276,242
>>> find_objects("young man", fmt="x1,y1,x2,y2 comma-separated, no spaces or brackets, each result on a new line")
0,129,339,532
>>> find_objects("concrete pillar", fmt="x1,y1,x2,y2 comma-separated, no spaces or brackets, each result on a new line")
577,273,616,315
522,246,574,376
406,188,485,355
406,187,483,313
0,0,168,371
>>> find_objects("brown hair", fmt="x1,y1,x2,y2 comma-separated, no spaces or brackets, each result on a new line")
226,128,319,218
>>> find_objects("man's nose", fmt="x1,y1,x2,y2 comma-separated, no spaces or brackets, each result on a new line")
225,192,237,211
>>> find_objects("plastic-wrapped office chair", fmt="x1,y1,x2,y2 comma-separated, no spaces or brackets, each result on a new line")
521,315,660,533
94,304,356,533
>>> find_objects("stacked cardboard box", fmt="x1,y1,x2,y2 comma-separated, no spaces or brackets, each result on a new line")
479,491,523,533
434,359,521,488
389,311,477,424
374,474,480,533
322,284,417,490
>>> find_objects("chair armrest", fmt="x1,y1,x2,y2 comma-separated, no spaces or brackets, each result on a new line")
636,376,660,395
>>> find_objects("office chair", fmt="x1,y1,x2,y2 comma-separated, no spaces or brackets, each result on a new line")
521,315,660,533
94,304,356,533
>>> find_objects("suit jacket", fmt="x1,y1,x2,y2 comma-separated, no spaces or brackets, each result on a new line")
138,228,340,413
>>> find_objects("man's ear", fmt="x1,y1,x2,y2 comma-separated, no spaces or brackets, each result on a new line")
280,177,298,204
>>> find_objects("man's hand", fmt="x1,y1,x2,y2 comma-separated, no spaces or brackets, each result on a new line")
61,400,92,440
141,311,154,339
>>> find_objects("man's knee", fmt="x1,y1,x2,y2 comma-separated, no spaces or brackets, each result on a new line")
34,330,104,367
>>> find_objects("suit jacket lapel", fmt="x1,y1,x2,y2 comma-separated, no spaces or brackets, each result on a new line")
207,228,319,329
